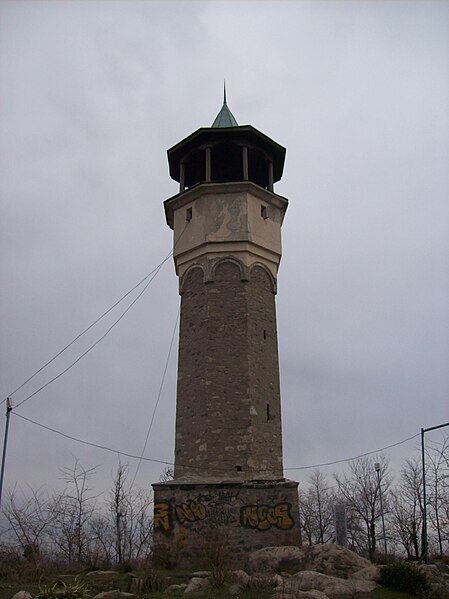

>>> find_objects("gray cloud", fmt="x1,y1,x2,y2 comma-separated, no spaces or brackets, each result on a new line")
0,1,448,500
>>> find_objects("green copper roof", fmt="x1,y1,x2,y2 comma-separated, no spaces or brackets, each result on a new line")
211,83,238,128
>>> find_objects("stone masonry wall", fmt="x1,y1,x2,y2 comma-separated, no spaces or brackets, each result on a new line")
152,480,301,569
174,259,283,481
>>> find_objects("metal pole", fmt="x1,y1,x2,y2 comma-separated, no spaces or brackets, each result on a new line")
421,427,428,563
0,398,12,510
375,462,387,556
419,422,449,564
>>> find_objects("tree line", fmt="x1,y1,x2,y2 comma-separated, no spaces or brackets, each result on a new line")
0,437,447,570
299,437,448,560
1,461,153,570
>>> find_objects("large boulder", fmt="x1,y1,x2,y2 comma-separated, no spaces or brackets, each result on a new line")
284,570,377,597
300,544,377,579
248,544,378,581
418,564,449,599
248,546,304,574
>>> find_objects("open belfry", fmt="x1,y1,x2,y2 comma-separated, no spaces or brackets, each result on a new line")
152,91,300,567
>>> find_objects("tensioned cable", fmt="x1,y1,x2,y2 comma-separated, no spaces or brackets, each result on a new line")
13,411,422,474
130,304,180,487
13,259,168,411
2,254,172,405
284,432,421,470
13,412,173,466
5,223,189,411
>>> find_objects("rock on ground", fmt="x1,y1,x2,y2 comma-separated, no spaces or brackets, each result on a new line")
230,569,252,586
93,592,137,599
273,590,329,599
184,576,210,594
165,583,187,593
11,592,32,599
283,570,377,597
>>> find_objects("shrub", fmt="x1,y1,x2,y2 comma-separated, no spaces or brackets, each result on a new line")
141,567,167,593
34,579,91,599
380,562,431,597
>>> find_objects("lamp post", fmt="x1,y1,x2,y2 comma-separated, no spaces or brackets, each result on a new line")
375,462,387,556
0,398,12,511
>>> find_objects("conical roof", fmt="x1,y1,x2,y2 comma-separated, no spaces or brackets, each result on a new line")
211,83,238,128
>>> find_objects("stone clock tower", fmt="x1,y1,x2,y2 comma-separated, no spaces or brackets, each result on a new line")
152,93,300,567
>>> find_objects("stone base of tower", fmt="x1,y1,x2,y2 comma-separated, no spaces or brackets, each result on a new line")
152,479,301,569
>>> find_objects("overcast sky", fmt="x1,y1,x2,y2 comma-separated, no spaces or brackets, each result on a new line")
0,0,448,504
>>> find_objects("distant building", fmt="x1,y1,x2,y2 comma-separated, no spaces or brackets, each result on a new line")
152,92,300,567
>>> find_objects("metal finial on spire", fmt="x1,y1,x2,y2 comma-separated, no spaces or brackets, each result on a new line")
211,82,238,128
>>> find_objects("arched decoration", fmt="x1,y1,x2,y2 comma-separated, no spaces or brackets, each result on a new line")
209,256,249,283
249,262,277,294
179,264,206,295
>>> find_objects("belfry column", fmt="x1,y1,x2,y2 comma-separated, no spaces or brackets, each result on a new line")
152,94,300,568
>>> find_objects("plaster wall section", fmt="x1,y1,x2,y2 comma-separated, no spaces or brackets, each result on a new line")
169,182,287,279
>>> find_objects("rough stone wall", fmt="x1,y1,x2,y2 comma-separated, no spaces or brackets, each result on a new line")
247,266,283,475
152,480,301,569
174,259,283,481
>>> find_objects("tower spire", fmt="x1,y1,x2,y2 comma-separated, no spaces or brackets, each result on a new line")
211,82,238,127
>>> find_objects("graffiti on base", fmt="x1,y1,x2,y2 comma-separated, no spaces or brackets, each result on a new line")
154,502,172,533
240,502,294,531
175,501,207,524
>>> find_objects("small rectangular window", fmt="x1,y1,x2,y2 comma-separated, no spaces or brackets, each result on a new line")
266,403,270,421
236,465,242,472
263,330,267,339
261,205,268,219
186,207,192,221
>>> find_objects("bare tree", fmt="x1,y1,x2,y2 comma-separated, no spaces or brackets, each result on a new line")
159,466,174,482
110,463,153,562
390,458,424,559
334,455,391,559
89,514,115,564
48,460,98,565
299,470,335,545
3,485,53,570
426,437,449,558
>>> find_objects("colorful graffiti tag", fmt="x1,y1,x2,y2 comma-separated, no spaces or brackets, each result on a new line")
154,502,172,532
240,502,294,531
175,501,207,524
155,499,295,534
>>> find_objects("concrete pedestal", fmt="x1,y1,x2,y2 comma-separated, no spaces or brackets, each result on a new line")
152,479,300,569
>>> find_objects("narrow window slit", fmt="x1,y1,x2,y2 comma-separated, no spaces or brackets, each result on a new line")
263,330,267,339
261,205,268,219
186,207,192,221
266,403,270,421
